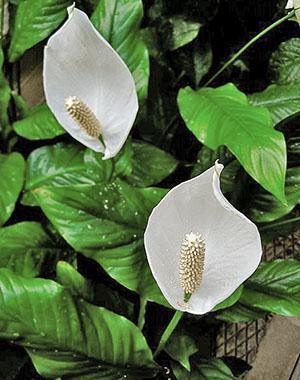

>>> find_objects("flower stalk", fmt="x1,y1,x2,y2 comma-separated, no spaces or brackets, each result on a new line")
204,10,296,87
154,310,184,358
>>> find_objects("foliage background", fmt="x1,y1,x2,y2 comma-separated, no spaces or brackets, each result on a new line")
1,0,300,379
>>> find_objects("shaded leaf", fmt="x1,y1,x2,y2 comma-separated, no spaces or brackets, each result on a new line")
165,330,198,371
241,259,300,316
212,286,243,312
126,141,177,187
0,152,25,226
172,357,237,379
249,84,300,125
0,222,72,277
216,303,266,323
56,261,134,320
269,38,300,85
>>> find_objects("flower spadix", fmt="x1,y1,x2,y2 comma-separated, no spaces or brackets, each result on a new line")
144,162,262,314
43,5,138,159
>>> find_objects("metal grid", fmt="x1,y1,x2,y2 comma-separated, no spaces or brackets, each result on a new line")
216,230,300,364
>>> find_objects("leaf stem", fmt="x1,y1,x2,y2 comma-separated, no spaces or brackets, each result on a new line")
137,297,147,330
260,215,300,231
203,10,296,87
154,310,183,358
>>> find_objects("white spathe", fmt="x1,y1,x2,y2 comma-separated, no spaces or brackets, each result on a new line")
286,0,294,8
144,162,262,315
43,5,138,159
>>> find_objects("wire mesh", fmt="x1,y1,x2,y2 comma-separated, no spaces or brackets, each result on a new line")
215,229,300,364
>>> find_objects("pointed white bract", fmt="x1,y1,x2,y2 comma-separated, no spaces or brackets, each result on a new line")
43,5,138,159
286,0,294,8
144,162,262,315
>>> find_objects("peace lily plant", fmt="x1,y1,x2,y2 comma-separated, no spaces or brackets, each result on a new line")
145,162,262,356
43,5,138,159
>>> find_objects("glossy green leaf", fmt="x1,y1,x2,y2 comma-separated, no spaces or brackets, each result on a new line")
0,152,25,226
249,84,300,125
165,331,198,371
248,167,300,223
178,83,287,203
91,0,149,101
269,38,300,85
215,303,266,323
9,0,71,62
0,269,158,379
13,103,65,140
212,286,243,312
126,141,177,187
241,259,300,316
172,357,237,380
56,261,134,320
0,222,72,277
163,16,201,51
32,180,168,306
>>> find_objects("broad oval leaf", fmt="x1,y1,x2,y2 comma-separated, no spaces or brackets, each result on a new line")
13,103,65,140
0,222,72,277
0,152,25,226
241,259,300,316
0,269,157,379
9,0,72,62
178,83,287,203
91,0,149,101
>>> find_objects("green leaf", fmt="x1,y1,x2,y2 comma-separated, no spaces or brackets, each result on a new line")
56,261,134,320
91,0,149,101
248,167,300,223
172,357,237,380
178,83,287,203
165,331,198,371
33,182,168,306
212,286,243,312
13,103,65,140
241,259,300,316
0,153,25,226
0,222,72,277
0,269,158,379
9,0,71,62
126,141,177,187
163,16,201,51
215,303,266,323
249,84,300,125
269,38,300,85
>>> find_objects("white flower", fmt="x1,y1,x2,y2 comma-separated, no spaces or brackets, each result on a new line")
43,5,138,159
286,0,294,8
286,0,300,24
144,162,262,314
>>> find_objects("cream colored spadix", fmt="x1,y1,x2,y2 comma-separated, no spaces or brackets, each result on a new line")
43,5,138,159
180,232,205,301
144,162,262,314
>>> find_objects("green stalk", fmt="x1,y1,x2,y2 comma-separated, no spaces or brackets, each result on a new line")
154,310,183,358
204,10,296,87
260,215,300,231
137,297,147,330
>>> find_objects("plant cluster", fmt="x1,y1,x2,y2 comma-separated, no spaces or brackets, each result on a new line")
1,0,300,379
